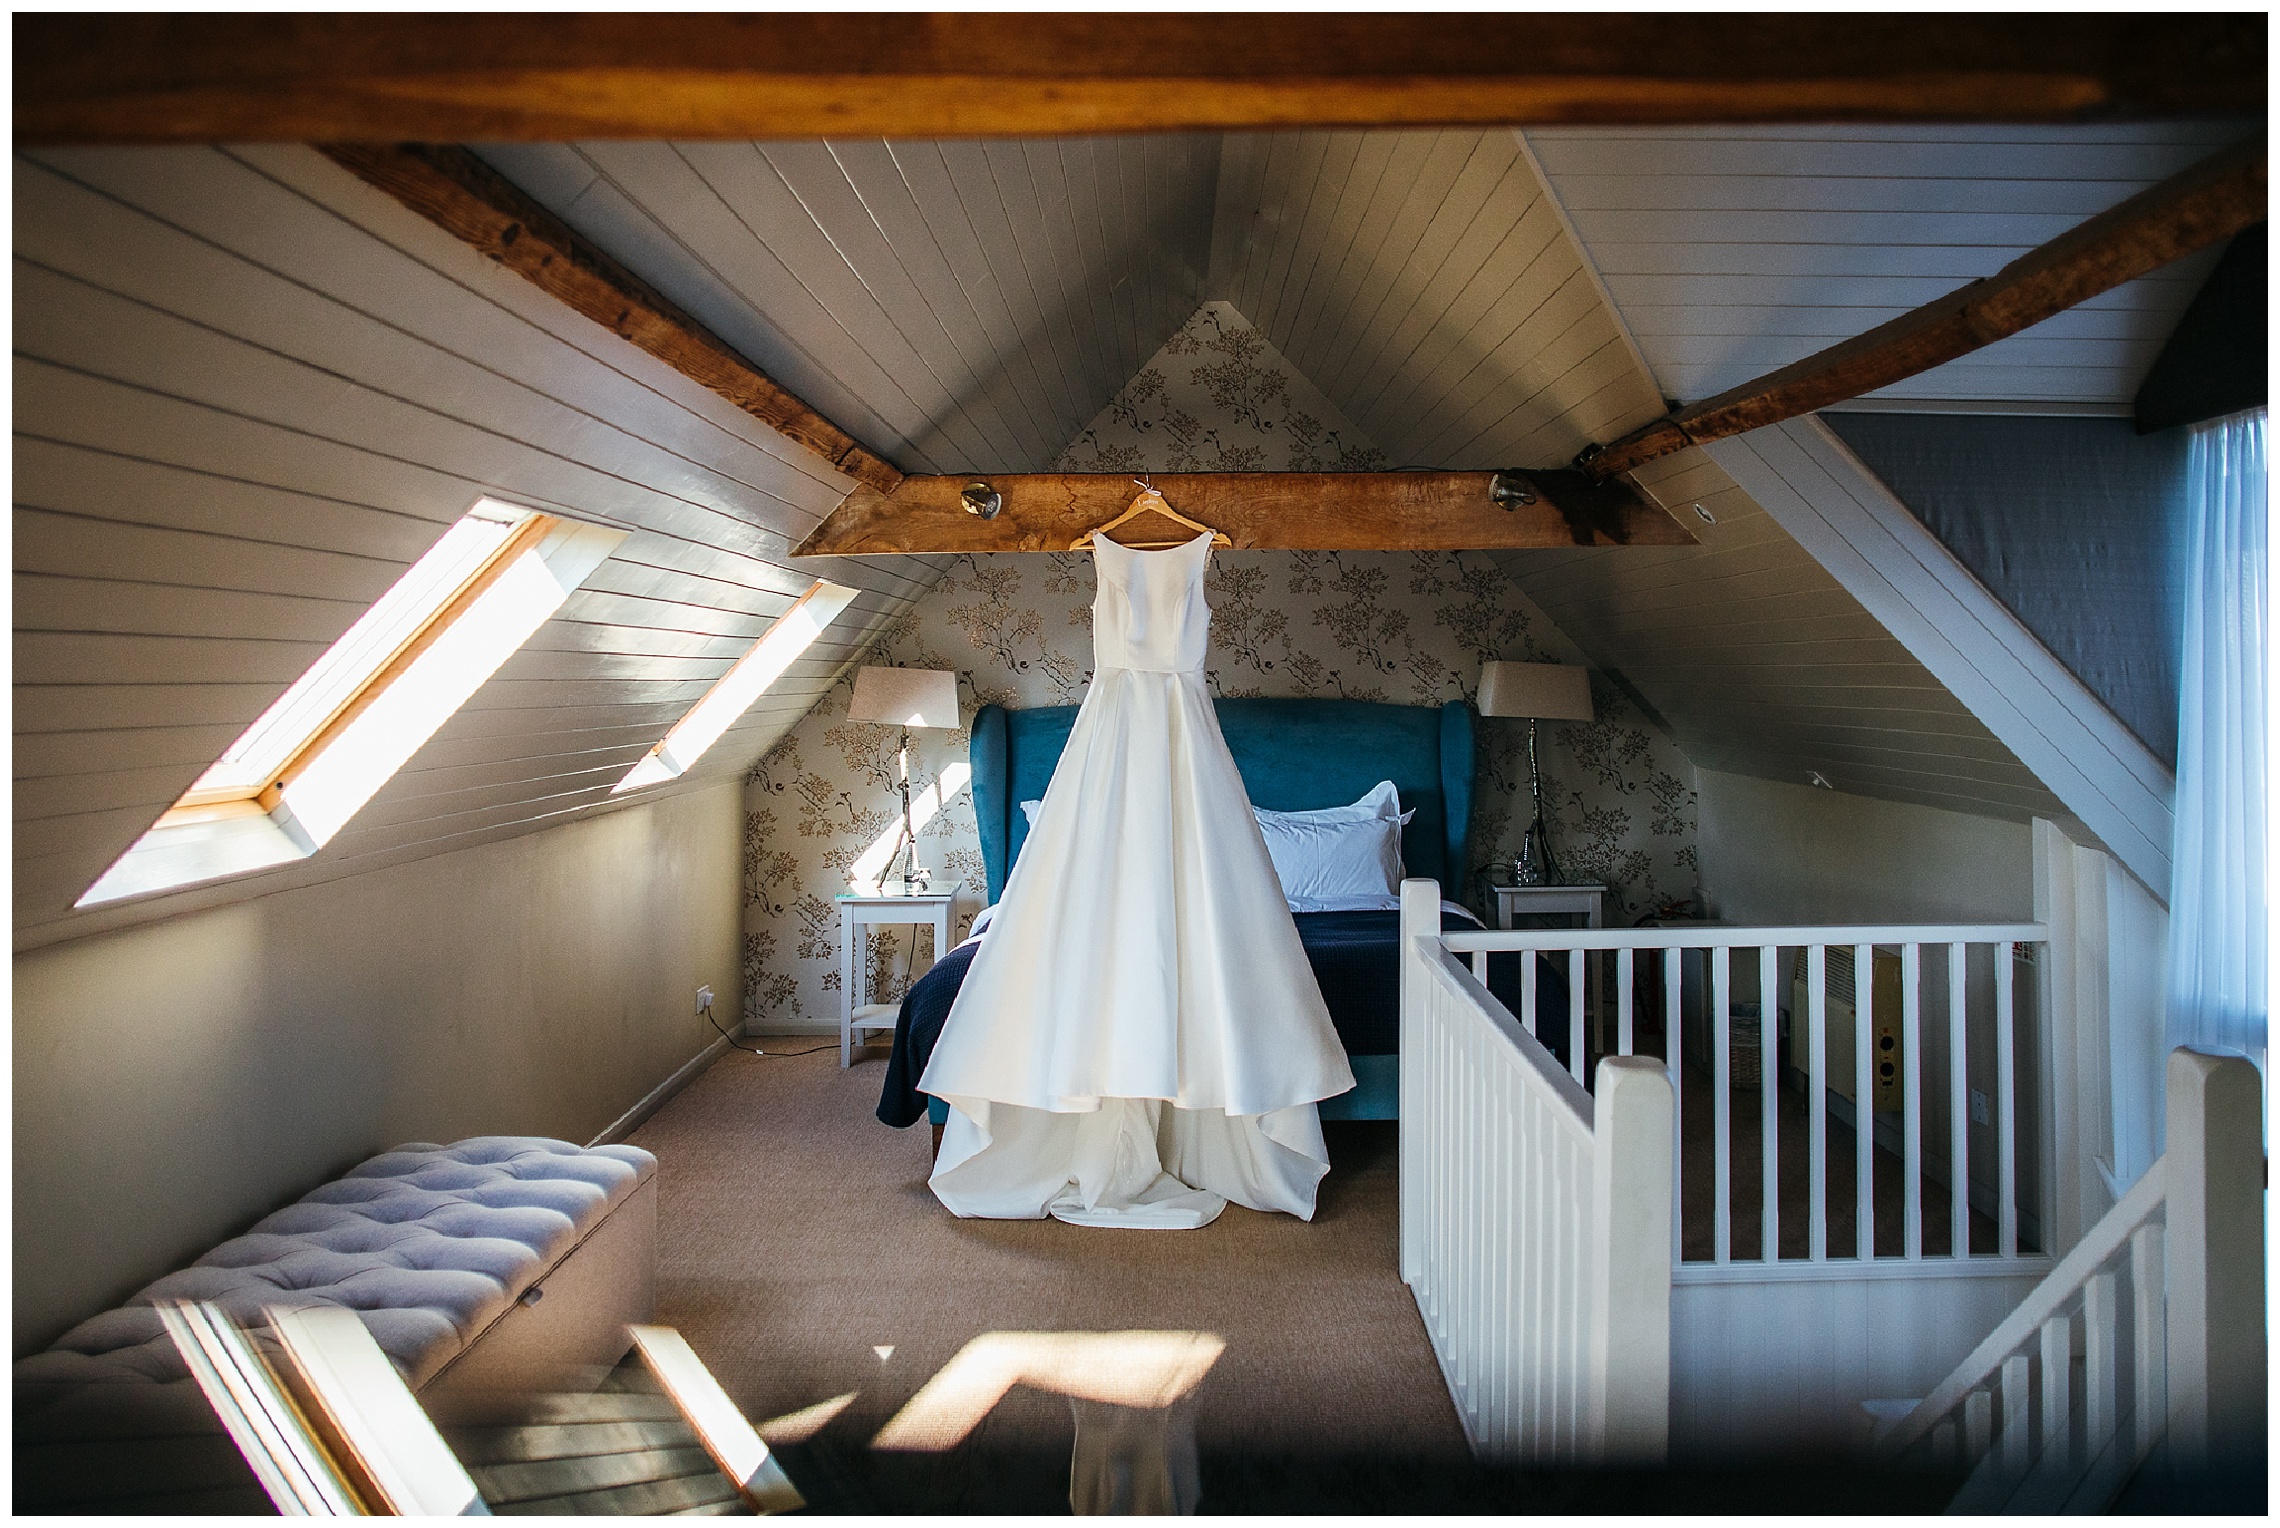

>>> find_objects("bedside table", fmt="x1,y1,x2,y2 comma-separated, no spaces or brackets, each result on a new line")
1491,883,1609,1060
834,884,960,1068
1490,883,1606,931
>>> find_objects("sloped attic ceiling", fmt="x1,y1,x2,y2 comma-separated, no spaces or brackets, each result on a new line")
460,124,2205,835
19,119,2220,946
1523,121,2239,410
471,137,1223,475
1489,451,2070,824
12,145,943,948
1180,128,2095,825
1203,130,1667,468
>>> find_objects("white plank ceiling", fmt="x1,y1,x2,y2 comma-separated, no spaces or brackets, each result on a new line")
1522,122,2244,410
19,121,2221,947
1187,127,2063,827
471,137,1223,475
12,145,943,949
1491,450,2069,826
1206,128,1666,469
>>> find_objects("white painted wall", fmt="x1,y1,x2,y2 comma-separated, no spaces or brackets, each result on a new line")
1695,771,2043,1250
1696,767,2033,927
1670,1263,2048,1459
12,783,741,1357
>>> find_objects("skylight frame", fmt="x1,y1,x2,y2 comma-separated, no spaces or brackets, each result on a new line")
77,498,627,908
178,500,544,809
614,579,859,794
178,500,552,813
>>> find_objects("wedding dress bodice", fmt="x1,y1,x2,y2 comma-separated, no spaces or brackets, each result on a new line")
1089,529,1212,676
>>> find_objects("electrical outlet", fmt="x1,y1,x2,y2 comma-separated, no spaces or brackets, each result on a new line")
695,985,714,1015
1969,1088,1990,1127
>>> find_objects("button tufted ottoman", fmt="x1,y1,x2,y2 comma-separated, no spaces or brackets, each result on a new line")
16,1136,657,1506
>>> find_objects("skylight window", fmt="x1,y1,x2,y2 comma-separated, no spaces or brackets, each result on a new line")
78,498,626,907
614,580,858,793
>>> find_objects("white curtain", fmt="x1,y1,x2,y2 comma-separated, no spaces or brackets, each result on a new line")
2164,408,2268,1080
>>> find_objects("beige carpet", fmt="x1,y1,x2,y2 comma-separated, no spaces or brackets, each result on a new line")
624,1041,1959,1513
624,1039,1469,1507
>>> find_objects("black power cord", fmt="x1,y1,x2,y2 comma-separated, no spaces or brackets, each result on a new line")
703,999,840,1059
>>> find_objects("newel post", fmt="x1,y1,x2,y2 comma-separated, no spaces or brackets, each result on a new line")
2163,1046,2266,1478
1397,877,1440,1288
1587,1054,1674,1464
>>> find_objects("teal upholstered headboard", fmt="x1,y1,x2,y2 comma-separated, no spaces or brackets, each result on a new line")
969,698,1474,903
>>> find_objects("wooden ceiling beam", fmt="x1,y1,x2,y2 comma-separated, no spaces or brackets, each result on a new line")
792,472,1696,557
18,14,2264,144
320,143,905,495
1579,133,2268,482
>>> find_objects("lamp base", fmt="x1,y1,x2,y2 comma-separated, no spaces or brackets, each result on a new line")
889,725,931,894
1515,717,1564,886
1513,829,1549,887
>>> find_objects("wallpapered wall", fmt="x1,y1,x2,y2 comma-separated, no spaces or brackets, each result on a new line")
743,303,1700,1030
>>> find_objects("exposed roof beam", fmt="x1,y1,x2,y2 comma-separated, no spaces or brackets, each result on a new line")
17,14,2264,144
792,472,1695,558
320,143,905,496
1579,133,2268,482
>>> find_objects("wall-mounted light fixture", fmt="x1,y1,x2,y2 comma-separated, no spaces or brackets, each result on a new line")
1693,502,1716,524
960,482,1002,519
1487,470,1538,509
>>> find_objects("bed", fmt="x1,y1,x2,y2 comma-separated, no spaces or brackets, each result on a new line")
875,697,1565,1130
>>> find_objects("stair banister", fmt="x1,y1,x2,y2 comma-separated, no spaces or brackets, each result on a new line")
1398,878,1675,1465
2162,1047,2267,1477
1877,1047,2265,1507
1877,1158,2168,1458
1587,1055,1674,1462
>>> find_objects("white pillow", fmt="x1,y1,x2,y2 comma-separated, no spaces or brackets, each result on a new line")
1019,786,1411,902
1029,784,1407,833
1254,780,1413,831
1253,782,1409,902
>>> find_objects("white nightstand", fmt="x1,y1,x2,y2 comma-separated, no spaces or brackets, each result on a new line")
1491,884,1609,1059
1490,883,1606,931
834,884,960,1068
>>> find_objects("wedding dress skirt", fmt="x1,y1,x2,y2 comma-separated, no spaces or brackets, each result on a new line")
920,529,1354,1228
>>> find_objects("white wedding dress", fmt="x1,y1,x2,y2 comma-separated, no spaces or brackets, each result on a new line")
920,525,1355,1228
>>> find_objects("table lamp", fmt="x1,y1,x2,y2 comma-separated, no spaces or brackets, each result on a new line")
847,665,961,891
1477,661,1594,887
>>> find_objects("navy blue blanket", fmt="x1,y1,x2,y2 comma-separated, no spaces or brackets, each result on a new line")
877,910,1567,1128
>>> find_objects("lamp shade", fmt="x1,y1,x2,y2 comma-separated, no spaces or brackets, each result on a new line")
1477,661,1594,722
848,666,961,728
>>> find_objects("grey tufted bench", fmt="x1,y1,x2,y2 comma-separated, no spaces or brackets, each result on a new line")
16,1135,658,1504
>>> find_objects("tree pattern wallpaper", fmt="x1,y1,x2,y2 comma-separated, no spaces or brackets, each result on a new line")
742,303,1699,1030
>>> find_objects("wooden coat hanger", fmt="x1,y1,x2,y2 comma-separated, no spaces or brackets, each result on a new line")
1070,481,1232,551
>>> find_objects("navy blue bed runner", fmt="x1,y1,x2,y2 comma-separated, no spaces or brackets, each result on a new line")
876,910,1568,1128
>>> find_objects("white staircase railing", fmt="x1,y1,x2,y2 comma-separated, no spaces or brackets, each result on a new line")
1397,880,1673,1465
1436,918,2047,1269
1874,1048,2266,1512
